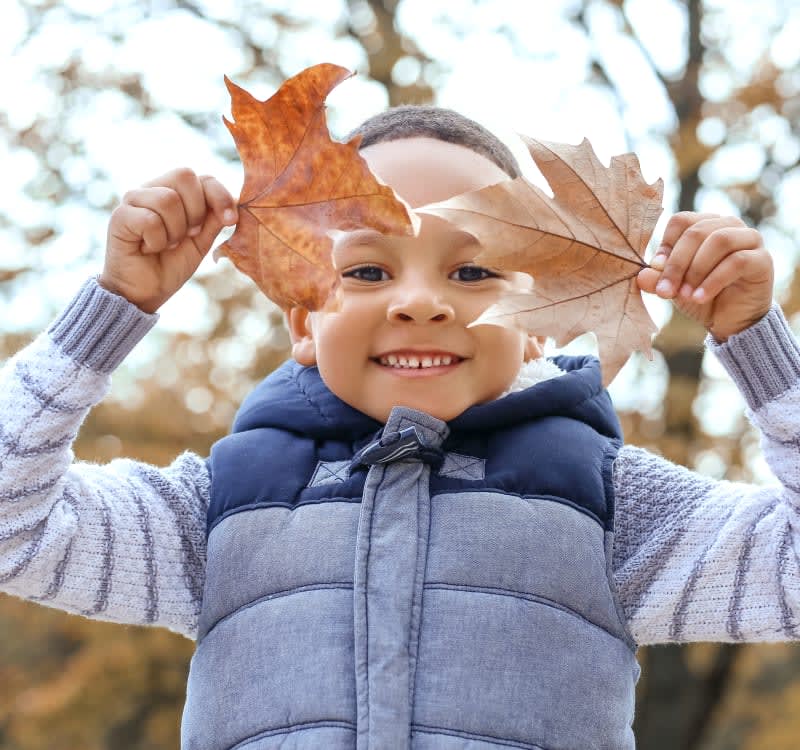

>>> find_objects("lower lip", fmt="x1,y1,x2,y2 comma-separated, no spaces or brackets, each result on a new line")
373,361,462,378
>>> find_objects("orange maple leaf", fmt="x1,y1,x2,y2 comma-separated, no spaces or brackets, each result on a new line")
420,137,664,385
216,63,416,310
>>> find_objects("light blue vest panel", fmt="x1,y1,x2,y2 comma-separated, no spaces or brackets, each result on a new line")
182,358,639,749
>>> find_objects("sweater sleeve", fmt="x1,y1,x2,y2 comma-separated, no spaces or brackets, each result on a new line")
611,302,800,646
0,277,210,640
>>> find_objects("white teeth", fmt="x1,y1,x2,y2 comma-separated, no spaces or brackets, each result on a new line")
378,354,458,368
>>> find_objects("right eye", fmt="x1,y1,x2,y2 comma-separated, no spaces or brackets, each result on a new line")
342,265,390,282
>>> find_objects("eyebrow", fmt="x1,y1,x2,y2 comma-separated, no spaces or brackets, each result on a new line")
335,228,480,250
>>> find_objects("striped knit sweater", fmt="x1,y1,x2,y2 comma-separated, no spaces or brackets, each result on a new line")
1,277,799,646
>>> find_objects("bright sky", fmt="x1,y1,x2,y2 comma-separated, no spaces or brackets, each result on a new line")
1,0,681,323
0,0,797,478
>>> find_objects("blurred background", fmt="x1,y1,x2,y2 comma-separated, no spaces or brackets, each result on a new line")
0,0,799,747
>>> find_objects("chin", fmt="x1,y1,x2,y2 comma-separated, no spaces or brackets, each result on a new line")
375,399,469,424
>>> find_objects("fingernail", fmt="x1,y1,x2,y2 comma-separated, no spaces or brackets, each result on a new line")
692,287,706,302
223,209,237,224
188,225,202,237
679,283,693,298
655,279,673,296
168,241,179,250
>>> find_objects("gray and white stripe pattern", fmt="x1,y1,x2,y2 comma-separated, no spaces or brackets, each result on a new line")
0,279,208,639
612,304,800,646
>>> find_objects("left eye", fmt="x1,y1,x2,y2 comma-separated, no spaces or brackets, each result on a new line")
343,266,389,282
450,265,498,282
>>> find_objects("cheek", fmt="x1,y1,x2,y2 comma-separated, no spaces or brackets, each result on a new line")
312,313,370,379
479,328,527,375
498,328,527,357
311,308,362,350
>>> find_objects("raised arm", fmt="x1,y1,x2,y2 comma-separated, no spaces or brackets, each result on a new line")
612,304,800,644
0,169,238,639
0,280,209,637
615,212,800,645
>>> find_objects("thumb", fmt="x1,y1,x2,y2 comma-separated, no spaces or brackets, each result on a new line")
192,210,228,259
194,174,239,259
637,266,661,294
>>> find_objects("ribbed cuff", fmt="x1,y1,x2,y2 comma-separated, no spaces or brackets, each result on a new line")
47,277,159,374
706,302,800,411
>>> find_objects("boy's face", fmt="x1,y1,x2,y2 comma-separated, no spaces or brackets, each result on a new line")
289,137,540,423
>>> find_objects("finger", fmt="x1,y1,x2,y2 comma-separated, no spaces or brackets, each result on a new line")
192,213,224,259
658,212,720,257
109,204,168,254
681,226,763,297
199,175,238,226
647,212,716,277
187,177,238,257
687,249,767,304
124,186,188,248
636,266,661,294
145,168,208,237
656,216,739,299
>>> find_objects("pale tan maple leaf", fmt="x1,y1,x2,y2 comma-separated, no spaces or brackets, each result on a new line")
419,137,664,385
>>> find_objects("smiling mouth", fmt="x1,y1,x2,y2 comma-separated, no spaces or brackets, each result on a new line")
372,353,464,370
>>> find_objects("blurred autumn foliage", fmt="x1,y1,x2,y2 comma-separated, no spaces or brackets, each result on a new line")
0,0,799,748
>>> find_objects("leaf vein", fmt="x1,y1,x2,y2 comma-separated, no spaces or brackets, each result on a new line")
535,141,645,264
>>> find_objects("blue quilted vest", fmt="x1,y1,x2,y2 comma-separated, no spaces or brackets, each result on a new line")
182,356,639,750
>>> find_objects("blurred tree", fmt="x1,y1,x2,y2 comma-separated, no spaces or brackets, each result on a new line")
578,0,800,748
345,0,434,104
0,0,799,748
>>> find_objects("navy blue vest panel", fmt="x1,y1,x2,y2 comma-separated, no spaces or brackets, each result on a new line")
207,430,368,535
207,357,622,533
186,357,637,750
432,417,620,529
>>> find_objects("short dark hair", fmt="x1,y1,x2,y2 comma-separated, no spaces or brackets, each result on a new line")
346,105,521,179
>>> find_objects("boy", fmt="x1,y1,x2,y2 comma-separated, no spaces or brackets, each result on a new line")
0,105,796,750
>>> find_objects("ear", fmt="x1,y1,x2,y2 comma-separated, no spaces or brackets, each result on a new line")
524,334,545,362
287,307,317,366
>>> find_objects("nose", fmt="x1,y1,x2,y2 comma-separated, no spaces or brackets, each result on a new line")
387,285,455,323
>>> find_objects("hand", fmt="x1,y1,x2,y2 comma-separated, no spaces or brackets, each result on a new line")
99,168,238,313
637,212,774,341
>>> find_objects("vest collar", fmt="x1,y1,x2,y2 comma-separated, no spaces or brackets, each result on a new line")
232,355,619,441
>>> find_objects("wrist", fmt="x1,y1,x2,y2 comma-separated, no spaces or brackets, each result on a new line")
707,302,800,410
709,306,772,343
96,272,130,299
48,277,159,373
97,273,161,314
